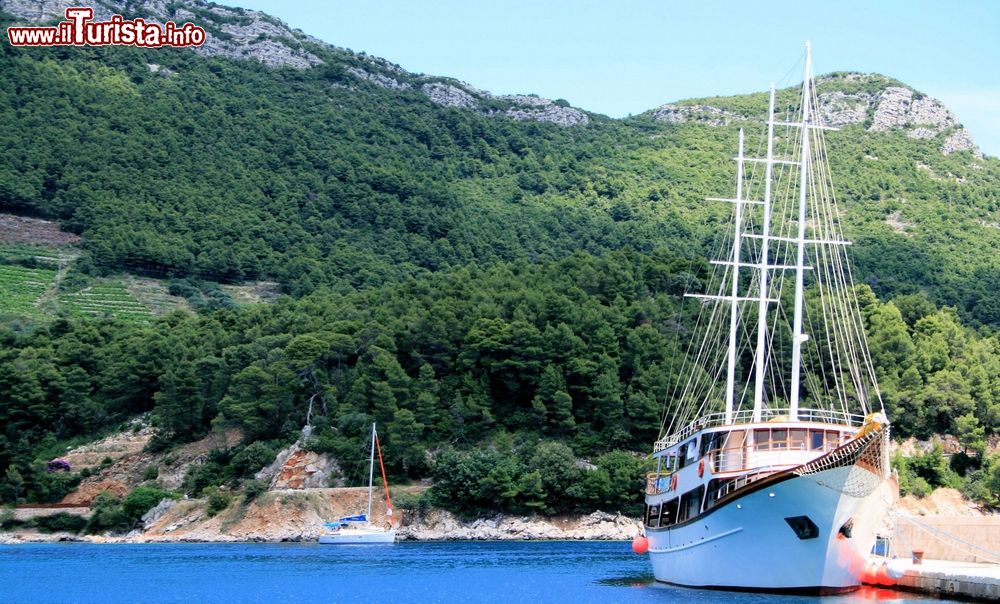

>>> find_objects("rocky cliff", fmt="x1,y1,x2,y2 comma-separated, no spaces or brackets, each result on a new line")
650,73,982,158
0,0,591,126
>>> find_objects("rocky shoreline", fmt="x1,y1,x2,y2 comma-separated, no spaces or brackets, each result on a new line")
1,504,641,544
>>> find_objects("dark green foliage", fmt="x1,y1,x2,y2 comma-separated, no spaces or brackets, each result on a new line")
204,486,232,517
85,491,131,534
29,512,88,534
122,485,172,521
182,449,233,496
893,444,961,498
393,490,430,512
230,442,278,479
142,465,159,481
241,479,267,503
85,486,175,534
428,439,647,517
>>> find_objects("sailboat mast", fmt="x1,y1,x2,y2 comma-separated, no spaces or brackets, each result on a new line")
367,422,376,520
724,129,747,425
752,86,777,422
789,41,814,420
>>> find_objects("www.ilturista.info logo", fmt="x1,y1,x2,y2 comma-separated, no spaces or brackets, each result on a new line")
7,7,206,47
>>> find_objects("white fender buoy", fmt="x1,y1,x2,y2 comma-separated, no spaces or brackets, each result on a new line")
886,558,907,579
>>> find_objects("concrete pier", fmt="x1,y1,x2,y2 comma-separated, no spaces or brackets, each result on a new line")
865,558,1000,601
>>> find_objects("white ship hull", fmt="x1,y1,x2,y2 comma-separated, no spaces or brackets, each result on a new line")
646,432,898,593
647,466,894,592
318,527,396,544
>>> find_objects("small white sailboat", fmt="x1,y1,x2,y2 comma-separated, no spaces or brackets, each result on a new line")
319,423,397,544
641,43,897,593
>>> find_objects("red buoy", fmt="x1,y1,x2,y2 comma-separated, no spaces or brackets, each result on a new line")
631,535,649,555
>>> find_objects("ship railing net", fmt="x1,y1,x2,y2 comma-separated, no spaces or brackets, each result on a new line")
793,426,890,497
655,407,865,452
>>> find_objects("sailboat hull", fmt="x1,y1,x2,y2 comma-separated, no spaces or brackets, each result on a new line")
647,464,894,592
318,528,397,545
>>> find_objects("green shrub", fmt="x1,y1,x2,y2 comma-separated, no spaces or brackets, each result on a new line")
393,490,429,512
204,487,232,517
241,479,268,503
142,465,159,481
32,512,87,534
123,486,171,522
85,492,131,534
182,450,233,496
1,506,20,530
231,442,277,479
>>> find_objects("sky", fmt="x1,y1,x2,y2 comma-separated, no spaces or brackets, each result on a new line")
222,0,1000,157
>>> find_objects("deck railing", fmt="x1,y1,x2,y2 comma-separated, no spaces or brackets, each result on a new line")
654,407,866,452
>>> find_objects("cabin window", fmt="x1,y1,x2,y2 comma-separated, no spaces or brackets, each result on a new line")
659,498,678,528
700,431,725,457
790,429,807,450
677,439,697,469
825,431,840,450
678,486,705,523
754,429,771,451
771,429,788,449
809,430,824,450
705,478,733,509
645,504,660,527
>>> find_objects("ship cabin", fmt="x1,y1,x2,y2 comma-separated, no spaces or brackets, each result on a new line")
643,409,867,531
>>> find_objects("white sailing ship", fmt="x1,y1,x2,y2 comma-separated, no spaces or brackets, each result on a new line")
643,44,897,593
319,423,397,545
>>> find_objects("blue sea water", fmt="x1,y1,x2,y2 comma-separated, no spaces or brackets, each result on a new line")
0,541,939,604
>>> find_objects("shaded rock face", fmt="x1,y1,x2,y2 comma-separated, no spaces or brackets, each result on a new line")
141,498,177,530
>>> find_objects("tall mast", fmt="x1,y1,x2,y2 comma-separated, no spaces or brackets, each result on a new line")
724,129,747,425
789,41,813,420
752,86,777,422
367,422,376,520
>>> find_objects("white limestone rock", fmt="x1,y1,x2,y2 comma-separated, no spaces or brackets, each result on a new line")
652,104,740,126
908,128,937,140
870,87,957,132
942,129,983,158
818,91,873,127
347,67,412,91
421,82,480,110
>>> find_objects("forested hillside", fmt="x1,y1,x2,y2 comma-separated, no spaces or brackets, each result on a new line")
1,2,999,514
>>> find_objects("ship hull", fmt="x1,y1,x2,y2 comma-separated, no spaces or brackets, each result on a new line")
647,465,894,591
